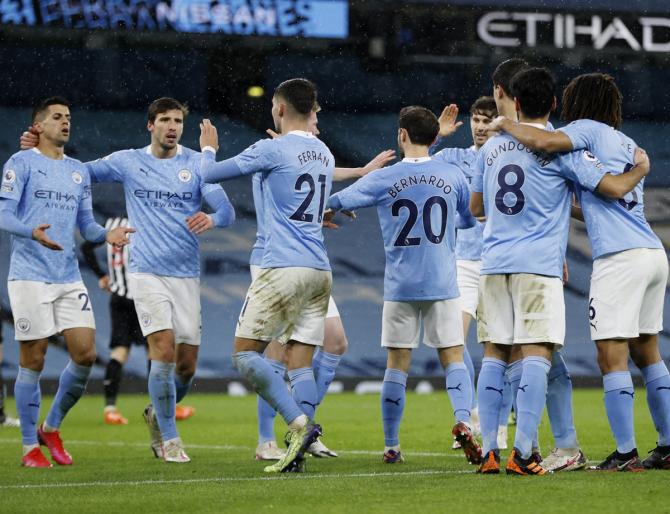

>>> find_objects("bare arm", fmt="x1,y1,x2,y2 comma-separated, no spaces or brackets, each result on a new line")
595,148,649,199
333,150,396,181
491,117,574,153
469,191,484,217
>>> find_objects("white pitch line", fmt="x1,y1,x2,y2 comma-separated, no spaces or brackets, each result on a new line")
0,470,474,491
0,438,464,458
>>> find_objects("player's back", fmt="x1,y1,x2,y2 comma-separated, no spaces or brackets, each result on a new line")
477,131,575,278
2,149,89,283
258,131,334,271
559,119,662,259
373,158,470,301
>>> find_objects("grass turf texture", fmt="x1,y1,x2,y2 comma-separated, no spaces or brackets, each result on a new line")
0,389,665,513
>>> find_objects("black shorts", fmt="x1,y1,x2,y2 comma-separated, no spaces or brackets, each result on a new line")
109,294,146,349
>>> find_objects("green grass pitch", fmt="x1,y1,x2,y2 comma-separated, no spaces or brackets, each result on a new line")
0,389,666,513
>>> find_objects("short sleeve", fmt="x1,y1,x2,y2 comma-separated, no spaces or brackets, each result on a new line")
86,151,127,183
0,156,28,202
233,139,279,175
561,150,608,192
557,119,599,151
433,148,462,165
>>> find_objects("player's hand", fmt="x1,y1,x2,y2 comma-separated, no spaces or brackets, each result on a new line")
360,150,396,176
438,104,463,137
562,261,569,284
20,127,39,150
106,227,135,247
32,224,63,251
266,128,280,139
199,119,219,152
98,275,111,292
322,209,356,229
634,147,650,176
186,211,214,234
487,116,506,133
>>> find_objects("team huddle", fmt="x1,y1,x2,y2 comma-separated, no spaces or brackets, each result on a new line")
0,58,668,475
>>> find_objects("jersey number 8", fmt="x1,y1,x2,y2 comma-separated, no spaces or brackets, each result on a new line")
495,164,525,216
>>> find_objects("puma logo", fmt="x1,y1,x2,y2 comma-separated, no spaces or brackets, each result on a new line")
590,321,598,330
139,168,149,176
36,169,46,176
300,400,318,409
447,383,462,392
484,386,503,396
657,386,670,392
518,385,529,393
28,403,40,408
384,397,402,406
619,390,635,398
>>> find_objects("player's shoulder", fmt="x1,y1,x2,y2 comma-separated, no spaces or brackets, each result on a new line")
434,146,470,162
559,118,608,134
63,154,86,167
5,149,39,166
101,147,139,162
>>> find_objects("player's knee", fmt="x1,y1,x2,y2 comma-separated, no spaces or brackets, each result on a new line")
73,347,97,367
175,361,196,381
22,354,46,372
324,334,348,355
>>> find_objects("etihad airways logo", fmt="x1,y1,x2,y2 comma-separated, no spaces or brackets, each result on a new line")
133,190,193,200
478,12,670,52
35,190,79,202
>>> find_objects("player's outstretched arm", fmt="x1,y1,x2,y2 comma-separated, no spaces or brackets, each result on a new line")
333,150,396,181
489,116,573,153
596,147,650,199
438,104,463,138
199,119,219,153
469,192,484,217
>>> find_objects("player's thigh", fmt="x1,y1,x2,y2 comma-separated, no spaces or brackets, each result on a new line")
589,250,648,341
53,282,96,334
457,259,481,319
62,327,97,365
169,277,201,346
510,274,565,347
381,301,421,349
422,298,464,348
638,249,668,335
7,281,57,341
129,273,174,337
235,267,310,344
477,274,514,346
289,269,332,347
323,314,347,355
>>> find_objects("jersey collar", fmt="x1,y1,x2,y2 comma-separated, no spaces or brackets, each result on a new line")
286,130,315,138
519,122,547,129
145,144,183,156
402,156,431,163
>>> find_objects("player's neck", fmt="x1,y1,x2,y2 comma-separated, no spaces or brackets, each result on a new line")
402,144,429,159
150,142,178,159
518,114,549,127
498,100,518,120
280,118,310,134
36,140,65,160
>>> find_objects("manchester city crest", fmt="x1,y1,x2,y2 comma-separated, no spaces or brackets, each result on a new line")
178,169,192,183
72,171,83,184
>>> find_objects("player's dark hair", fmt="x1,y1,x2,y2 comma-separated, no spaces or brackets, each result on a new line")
398,106,439,146
492,58,529,96
510,67,556,119
32,96,70,122
274,78,318,116
561,73,623,129
147,97,189,123
470,96,497,116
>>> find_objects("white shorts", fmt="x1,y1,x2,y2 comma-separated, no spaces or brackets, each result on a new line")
129,273,201,346
477,273,565,347
589,248,668,340
238,267,332,346
381,298,464,349
7,281,96,341
457,260,481,318
250,265,339,319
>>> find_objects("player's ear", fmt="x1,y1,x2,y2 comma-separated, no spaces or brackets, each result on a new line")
147,121,154,133
31,121,44,134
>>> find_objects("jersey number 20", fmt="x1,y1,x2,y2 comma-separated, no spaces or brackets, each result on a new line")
392,196,448,247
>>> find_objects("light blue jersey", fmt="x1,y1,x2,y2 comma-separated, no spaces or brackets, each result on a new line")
204,131,334,271
433,146,484,261
0,149,94,283
88,145,232,278
328,157,474,301
472,125,608,278
559,119,662,259
249,173,264,266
